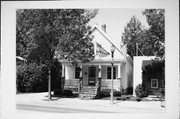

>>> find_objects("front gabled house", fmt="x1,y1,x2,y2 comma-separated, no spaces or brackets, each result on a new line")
59,23,133,95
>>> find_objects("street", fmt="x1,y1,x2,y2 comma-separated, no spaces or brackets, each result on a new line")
16,92,165,113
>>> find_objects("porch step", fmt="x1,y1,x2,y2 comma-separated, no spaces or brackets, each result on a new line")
80,86,96,94
79,93,96,100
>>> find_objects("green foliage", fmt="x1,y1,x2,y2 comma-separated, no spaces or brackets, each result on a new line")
62,90,73,96
16,9,98,65
126,87,133,94
145,59,165,79
135,84,148,98
16,63,48,92
121,16,143,58
54,89,62,95
16,59,62,92
51,58,62,90
142,9,165,58
113,91,122,97
121,9,165,59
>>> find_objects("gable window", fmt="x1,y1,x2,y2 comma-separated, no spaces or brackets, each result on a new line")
75,67,81,79
151,79,158,89
107,67,116,79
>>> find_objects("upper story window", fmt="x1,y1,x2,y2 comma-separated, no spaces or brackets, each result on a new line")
107,67,116,79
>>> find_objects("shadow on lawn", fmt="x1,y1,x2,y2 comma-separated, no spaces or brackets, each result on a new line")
43,93,79,100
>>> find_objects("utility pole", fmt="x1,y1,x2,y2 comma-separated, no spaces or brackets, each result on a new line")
136,43,138,56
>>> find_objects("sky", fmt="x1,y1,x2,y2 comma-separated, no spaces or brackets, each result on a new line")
89,9,149,48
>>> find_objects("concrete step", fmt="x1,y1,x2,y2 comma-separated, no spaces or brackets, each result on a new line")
79,93,96,100
80,86,96,94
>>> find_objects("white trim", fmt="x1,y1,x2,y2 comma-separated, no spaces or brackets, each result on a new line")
151,79,159,89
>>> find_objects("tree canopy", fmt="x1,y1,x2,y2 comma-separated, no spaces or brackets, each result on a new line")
142,9,165,58
16,9,98,66
121,16,144,58
121,9,165,59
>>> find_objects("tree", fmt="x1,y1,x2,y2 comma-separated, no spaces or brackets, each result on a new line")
16,9,98,99
142,9,165,58
121,9,165,59
121,16,144,58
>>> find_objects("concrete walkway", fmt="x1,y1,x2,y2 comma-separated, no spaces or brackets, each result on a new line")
16,92,165,113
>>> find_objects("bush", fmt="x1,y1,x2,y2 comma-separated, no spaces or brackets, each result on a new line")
113,91,121,97
54,89,62,95
126,87,133,94
62,90,73,96
16,59,62,93
16,63,48,92
99,91,110,98
135,84,148,98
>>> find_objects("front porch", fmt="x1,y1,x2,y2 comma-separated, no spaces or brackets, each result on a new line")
61,60,125,95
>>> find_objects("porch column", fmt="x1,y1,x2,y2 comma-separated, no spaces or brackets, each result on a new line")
96,65,102,95
61,65,65,92
117,63,121,79
62,65,65,78
98,65,102,78
79,65,83,78
78,65,83,93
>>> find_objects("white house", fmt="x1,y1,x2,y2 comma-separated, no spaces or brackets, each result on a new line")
60,23,133,95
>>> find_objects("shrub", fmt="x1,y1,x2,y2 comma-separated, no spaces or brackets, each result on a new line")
135,84,148,98
16,59,62,93
126,87,133,94
16,63,48,92
99,91,110,98
54,89,62,95
113,91,121,97
62,90,73,96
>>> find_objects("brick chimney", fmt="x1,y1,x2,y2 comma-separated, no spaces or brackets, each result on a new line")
101,24,106,33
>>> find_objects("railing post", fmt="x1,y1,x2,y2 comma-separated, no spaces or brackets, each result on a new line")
78,78,82,94
96,78,101,95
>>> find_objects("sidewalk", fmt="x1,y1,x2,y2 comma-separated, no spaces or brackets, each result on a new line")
16,92,165,113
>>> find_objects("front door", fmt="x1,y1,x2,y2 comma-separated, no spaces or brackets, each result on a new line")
88,67,96,86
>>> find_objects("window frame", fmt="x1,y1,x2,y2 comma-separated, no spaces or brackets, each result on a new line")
151,79,159,89
107,67,116,79
75,67,81,79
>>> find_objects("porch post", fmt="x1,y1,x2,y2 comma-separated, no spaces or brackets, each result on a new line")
61,65,65,92
98,65,102,78
78,65,83,93
96,65,102,95
79,65,83,78
117,63,121,79
117,63,121,92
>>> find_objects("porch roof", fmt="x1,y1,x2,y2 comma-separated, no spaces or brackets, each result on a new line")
59,58,125,65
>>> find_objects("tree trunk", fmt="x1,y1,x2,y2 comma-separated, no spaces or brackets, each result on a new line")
48,68,51,100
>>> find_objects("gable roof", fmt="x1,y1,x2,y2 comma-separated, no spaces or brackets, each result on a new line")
90,23,133,64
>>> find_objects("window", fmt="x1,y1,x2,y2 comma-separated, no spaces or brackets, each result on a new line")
107,67,116,79
161,80,165,88
151,79,158,89
75,67,81,79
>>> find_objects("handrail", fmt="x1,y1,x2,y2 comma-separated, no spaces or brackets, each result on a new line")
78,79,83,93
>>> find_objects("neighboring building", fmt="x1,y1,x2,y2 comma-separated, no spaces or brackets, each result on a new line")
133,56,165,96
60,23,133,95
